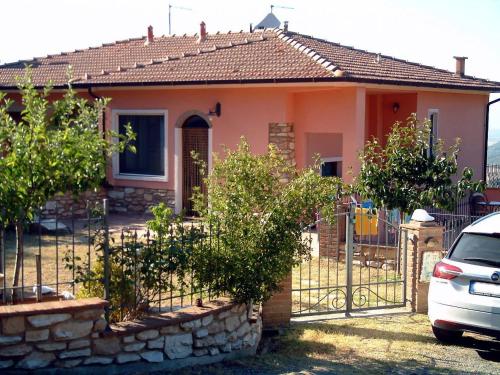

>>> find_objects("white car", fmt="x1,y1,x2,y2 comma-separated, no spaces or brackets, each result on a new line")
428,212,500,342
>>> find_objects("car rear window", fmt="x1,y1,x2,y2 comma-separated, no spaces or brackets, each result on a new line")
448,233,500,266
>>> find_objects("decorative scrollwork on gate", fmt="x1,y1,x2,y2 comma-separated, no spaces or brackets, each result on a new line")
351,286,398,308
293,288,347,314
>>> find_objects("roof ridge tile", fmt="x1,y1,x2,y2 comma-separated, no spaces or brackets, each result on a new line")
275,29,339,76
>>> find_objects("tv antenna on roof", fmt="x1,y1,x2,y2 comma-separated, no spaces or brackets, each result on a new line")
270,4,294,13
169,3,193,35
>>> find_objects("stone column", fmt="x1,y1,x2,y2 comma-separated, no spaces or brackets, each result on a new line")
400,220,444,313
268,123,295,172
261,274,292,329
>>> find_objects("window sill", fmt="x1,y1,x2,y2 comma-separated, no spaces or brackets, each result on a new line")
113,173,168,182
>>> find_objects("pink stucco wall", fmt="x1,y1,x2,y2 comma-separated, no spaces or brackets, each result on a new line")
99,87,294,190
416,91,489,180
5,85,490,199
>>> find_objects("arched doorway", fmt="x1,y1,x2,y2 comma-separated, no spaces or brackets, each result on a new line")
182,115,209,215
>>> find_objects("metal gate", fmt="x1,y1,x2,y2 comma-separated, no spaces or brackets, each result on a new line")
292,205,408,316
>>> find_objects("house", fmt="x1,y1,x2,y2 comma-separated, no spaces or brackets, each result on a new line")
1,23,499,215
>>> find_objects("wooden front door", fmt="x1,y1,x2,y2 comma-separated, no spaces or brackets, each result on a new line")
182,116,209,215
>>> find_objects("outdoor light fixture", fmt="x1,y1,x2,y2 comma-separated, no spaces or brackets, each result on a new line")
393,102,400,113
208,102,221,117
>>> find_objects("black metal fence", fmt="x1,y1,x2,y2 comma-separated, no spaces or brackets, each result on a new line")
0,199,216,323
487,164,500,188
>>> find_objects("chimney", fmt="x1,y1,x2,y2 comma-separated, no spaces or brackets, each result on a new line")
453,56,467,76
145,25,154,45
198,21,207,43
283,21,289,32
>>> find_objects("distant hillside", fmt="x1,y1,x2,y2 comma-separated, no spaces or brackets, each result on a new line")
488,141,500,165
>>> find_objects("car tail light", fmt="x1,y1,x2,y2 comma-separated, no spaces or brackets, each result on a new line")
433,261,463,280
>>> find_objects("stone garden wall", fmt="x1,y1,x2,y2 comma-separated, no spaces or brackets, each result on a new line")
0,297,261,373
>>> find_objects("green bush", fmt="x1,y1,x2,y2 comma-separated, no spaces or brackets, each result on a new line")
192,138,344,304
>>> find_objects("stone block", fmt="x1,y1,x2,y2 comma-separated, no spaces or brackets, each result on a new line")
28,313,71,328
124,188,136,194
93,318,107,332
17,351,55,369
0,335,22,346
83,356,114,365
36,342,67,351
148,337,164,349
237,322,250,338
124,342,146,352
201,314,213,326
217,310,231,320
214,332,226,346
52,320,93,341
160,325,181,335
26,329,50,342
93,336,121,355
180,319,201,331
74,309,103,321
232,339,242,350
0,360,14,369
108,190,125,199
116,353,141,364
2,316,25,335
68,339,90,350
194,328,208,338
220,343,232,353
240,311,248,323
225,316,240,331
209,347,220,356
0,343,32,357
123,335,135,343
56,358,82,368
58,348,91,359
207,321,225,334
193,348,208,357
164,333,193,359
136,329,159,341
140,351,164,363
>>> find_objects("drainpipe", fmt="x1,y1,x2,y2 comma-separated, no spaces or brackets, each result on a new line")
484,97,500,181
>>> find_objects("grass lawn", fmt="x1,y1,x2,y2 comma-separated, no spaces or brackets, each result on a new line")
164,313,500,375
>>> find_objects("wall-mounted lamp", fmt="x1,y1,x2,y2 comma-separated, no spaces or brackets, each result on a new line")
392,102,400,114
208,102,221,118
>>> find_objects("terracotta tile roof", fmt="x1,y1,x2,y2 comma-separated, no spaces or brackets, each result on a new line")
0,29,499,91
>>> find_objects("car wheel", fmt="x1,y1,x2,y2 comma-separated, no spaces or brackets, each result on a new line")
432,326,463,343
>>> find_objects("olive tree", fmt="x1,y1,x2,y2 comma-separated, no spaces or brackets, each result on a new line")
0,70,133,297
191,138,345,305
356,114,483,215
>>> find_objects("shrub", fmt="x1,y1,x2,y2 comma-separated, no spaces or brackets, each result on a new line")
192,138,344,304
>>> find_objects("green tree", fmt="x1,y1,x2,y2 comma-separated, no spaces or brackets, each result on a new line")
356,114,483,215
0,70,134,298
191,138,345,305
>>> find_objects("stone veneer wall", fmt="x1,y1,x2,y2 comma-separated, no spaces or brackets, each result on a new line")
268,123,295,172
42,190,107,219
0,298,261,372
106,187,175,215
42,187,175,219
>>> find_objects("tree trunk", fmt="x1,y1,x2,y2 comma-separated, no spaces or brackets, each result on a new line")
12,221,24,301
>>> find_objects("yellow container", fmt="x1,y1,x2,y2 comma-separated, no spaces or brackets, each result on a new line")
355,207,378,236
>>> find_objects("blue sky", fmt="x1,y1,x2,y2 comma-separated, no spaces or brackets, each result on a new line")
1,0,499,137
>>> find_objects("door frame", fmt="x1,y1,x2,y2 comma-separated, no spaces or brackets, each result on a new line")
174,111,213,214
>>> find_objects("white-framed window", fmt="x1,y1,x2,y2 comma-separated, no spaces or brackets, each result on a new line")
112,109,168,182
320,157,342,178
427,109,439,158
